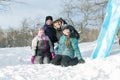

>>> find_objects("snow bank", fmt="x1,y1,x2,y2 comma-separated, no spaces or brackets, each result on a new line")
0,42,120,80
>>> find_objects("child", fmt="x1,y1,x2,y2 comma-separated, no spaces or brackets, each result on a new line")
43,16,58,47
51,25,85,67
31,28,55,64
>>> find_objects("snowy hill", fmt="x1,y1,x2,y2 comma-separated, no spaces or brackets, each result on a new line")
0,41,120,80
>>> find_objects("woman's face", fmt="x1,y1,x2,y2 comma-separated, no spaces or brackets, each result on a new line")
46,20,52,26
63,29,70,36
38,29,44,36
54,21,62,29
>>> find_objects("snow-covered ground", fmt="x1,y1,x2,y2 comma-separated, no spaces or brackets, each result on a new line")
0,41,120,80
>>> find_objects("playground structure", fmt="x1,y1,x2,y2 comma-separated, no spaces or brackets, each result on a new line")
91,0,120,59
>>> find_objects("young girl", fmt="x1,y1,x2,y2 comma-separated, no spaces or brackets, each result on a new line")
31,28,55,64
51,25,85,67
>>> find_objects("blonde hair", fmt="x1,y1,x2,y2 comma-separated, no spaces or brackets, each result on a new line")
66,35,70,48
38,27,44,31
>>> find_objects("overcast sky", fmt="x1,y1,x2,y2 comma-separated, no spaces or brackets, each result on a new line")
0,0,62,29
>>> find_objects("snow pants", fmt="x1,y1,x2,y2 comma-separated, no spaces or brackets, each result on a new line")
51,55,78,67
34,56,50,64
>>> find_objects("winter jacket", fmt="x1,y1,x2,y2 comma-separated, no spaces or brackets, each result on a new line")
55,35,82,60
44,24,58,46
31,35,53,57
55,28,63,42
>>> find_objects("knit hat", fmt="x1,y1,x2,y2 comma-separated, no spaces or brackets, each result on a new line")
45,16,53,21
53,18,63,24
53,18,67,24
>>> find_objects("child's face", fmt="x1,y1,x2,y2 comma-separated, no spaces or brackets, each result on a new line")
46,20,52,25
38,29,44,36
54,21,62,29
63,29,70,36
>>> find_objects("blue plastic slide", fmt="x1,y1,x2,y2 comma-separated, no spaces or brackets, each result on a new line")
91,0,120,59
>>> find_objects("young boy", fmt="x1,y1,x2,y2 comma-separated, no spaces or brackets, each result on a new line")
43,16,58,47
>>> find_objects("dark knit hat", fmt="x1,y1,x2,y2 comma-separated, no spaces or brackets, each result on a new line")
45,16,53,21
62,25,80,39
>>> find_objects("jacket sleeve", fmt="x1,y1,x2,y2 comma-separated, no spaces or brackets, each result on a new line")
31,37,38,56
55,36,63,55
71,38,82,60
47,36,54,53
45,27,58,43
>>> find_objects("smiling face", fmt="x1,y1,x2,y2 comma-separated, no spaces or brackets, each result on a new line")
46,20,52,26
38,29,44,36
63,29,70,36
54,21,62,29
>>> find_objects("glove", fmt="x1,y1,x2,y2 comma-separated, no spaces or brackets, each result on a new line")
79,58,85,64
31,56,35,64
51,52,55,59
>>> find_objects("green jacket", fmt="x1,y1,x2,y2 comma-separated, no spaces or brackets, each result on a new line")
55,35,82,60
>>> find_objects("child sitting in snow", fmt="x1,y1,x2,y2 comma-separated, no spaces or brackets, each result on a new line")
31,28,55,64
51,25,85,67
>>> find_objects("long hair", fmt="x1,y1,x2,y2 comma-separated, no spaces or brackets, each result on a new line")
66,35,70,48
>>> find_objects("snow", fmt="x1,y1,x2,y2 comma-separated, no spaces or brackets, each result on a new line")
0,41,120,80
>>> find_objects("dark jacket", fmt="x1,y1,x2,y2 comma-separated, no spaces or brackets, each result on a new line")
55,28,63,42
44,24,58,46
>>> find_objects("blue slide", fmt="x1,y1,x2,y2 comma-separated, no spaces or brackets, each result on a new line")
91,0,120,59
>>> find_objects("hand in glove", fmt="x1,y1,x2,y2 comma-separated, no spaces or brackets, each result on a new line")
31,56,35,64
51,52,55,59
79,58,85,63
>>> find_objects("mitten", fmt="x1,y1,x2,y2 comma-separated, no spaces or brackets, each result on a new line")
79,58,85,63
51,52,55,59
31,56,35,64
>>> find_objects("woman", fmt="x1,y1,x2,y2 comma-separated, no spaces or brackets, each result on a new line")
31,28,55,64
53,18,63,42
53,18,80,42
51,25,85,67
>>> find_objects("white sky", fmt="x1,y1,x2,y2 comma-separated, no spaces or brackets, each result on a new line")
0,0,62,29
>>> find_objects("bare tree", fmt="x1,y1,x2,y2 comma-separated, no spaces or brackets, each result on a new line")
0,26,6,47
61,0,108,42
0,0,14,11
0,0,25,12
61,0,108,28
